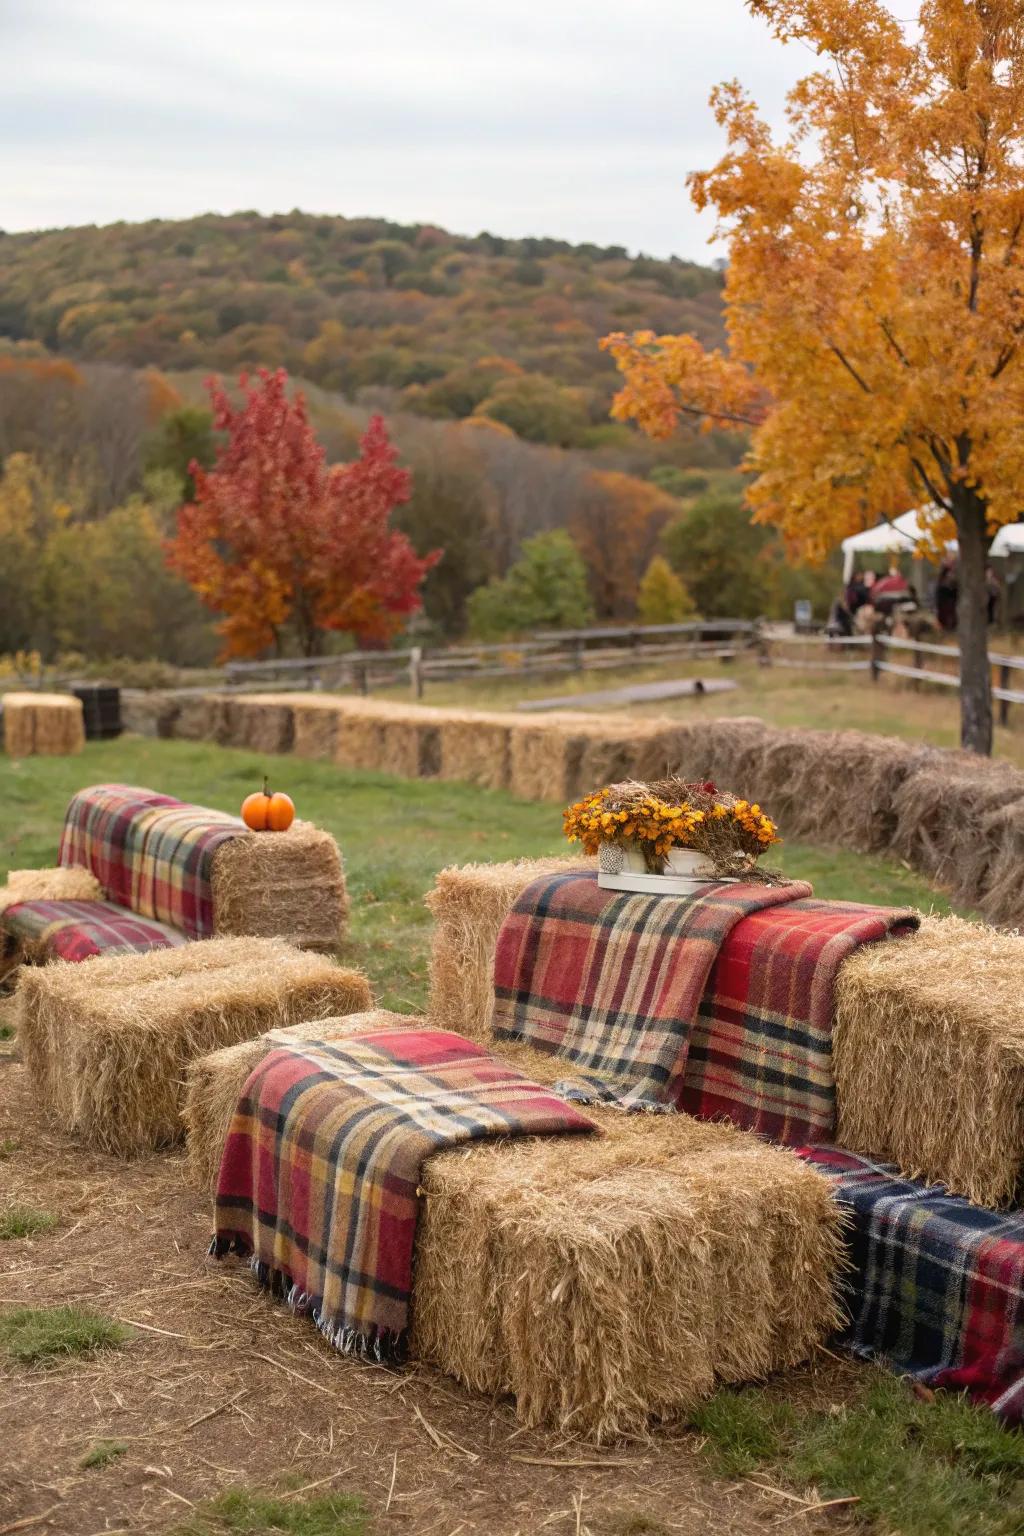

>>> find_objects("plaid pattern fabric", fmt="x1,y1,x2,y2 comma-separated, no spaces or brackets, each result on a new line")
493,873,916,1136
212,1026,596,1361
679,898,918,1143
799,1146,1024,1424
492,871,812,1111
1,898,187,962
58,784,243,939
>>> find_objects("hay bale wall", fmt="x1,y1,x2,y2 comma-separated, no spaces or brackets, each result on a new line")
211,821,349,952
120,691,182,739
3,693,85,757
834,915,1024,1206
437,711,522,792
17,937,372,1156
172,693,232,744
426,857,593,1043
183,1007,406,1191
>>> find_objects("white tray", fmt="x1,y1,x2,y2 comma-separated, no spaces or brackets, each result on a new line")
598,870,738,896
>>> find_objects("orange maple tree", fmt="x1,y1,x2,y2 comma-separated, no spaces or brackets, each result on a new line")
604,0,1024,753
168,369,438,658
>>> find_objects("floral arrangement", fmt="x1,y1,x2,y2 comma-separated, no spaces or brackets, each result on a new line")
563,777,780,877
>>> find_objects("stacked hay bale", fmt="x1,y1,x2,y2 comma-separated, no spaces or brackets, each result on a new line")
290,695,346,760
211,821,350,950
16,937,371,1155
834,915,1024,1206
3,693,85,757
186,1012,843,1439
426,857,593,1043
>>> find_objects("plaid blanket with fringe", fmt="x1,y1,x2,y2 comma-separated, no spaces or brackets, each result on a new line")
1,898,187,962
798,1146,1024,1425
492,872,916,1136
212,1026,596,1361
58,784,243,939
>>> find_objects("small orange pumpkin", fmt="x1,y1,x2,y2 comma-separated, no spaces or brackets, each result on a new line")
241,778,296,833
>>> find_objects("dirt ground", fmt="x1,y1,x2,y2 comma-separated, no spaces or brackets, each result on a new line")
0,1026,868,1536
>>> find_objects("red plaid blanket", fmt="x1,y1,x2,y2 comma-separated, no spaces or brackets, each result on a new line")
799,1146,1024,1425
493,873,917,1138
58,784,243,939
2,898,187,962
212,1026,596,1361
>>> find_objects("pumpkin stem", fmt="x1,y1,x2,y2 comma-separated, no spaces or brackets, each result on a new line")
263,775,269,798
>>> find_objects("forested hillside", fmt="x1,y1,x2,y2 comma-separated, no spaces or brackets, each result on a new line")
0,212,725,442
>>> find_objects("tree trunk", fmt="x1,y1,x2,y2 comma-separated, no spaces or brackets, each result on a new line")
951,489,993,755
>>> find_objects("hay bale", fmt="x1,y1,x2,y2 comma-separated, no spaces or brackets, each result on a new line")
290,696,345,760
222,695,295,755
426,857,594,1043
211,821,349,952
414,1068,843,1438
191,1008,841,1437
507,714,609,803
834,915,1024,1206
377,708,443,779
16,937,372,1156
120,691,182,739
172,693,231,744
0,866,101,914
3,693,85,757
892,753,1024,914
183,1007,405,1191
438,711,522,792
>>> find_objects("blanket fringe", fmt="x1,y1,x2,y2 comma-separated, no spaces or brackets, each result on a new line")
210,1234,408,1364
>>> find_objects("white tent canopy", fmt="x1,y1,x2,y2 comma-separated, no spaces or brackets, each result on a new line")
840,510,954,583
990,522,1024,557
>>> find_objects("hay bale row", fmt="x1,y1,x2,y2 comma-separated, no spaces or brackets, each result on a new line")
2,693,85,757
17,936,372,1156
221,695,295,755
186,1011,842,1439
120,691,183,739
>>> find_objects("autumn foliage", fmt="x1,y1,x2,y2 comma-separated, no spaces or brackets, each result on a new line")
604,0,1024,752
168,370,438,658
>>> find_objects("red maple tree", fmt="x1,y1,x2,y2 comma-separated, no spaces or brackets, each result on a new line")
168,369,438,657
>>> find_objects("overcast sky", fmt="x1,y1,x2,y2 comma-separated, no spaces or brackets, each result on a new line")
1,0,809,260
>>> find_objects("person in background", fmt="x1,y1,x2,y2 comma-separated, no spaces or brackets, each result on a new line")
936,556,958,631
987,566,1002,626
870,562,911,604
845,569,871,613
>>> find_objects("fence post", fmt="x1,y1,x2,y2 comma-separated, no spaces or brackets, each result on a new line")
913,642,923,691
573,639,584,674
870,633,883,682
1000,661,1011,728
355,660,368,697
409,646,424,701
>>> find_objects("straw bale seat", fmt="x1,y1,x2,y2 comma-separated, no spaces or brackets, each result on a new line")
3,692,85,757
187,1018,843,1439
16,937,371,1155
0,783,349,965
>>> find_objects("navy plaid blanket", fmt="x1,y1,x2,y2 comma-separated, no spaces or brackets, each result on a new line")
799,1146,1024,1424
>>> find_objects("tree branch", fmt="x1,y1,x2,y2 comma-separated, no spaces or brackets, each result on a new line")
827,343,873,394
909,454,953,514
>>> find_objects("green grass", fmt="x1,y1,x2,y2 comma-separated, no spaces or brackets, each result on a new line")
0,1305,132,1364
0,737,963,1010
0,1137,20,1159
80,1439,129,1469
0,1205,58,1240
692,1377,1024,1535
169,1489,368,1536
